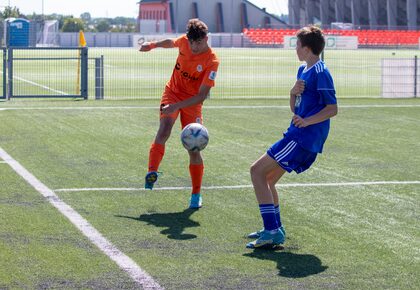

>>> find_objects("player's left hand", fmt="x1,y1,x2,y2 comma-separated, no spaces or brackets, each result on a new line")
161,104,177,115
292,114,308,128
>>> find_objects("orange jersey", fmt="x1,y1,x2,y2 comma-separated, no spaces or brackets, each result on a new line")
166,35,219,99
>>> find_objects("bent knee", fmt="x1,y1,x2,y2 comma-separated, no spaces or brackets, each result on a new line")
250,162,263,178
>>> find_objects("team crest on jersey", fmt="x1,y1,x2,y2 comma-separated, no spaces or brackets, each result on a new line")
209,71,217,80
295,95,302,108
197,65,203,72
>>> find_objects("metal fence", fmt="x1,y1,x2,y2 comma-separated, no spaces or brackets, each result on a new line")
2,47,88,99
1,46,419,100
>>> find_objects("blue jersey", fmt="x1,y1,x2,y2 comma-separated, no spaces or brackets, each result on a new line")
284,60,337,153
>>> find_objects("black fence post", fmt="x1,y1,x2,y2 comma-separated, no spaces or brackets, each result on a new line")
7,48,13,100
2,48,6,99
81,47,88,100
414,55,417,98
101,55,104,98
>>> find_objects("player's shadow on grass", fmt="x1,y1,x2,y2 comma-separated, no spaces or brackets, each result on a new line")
116,208,200,240
244,250,328,278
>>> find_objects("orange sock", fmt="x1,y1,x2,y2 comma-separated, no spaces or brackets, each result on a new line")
189,163,204,194
148,143,165,172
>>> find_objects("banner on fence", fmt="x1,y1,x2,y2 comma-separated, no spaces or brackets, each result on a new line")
381,58,418,98
284,36,358,49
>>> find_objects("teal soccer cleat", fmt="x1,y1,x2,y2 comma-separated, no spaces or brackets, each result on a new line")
247,226,286,239
189,193,202,209
144,171,159,190
246,229,285,249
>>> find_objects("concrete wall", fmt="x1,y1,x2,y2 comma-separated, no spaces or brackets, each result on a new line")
56,32,252,47
58,33,134,47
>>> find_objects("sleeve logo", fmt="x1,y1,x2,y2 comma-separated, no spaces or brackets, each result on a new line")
209,71,217,80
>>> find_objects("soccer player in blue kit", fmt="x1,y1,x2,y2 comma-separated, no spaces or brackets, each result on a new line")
246,25,338,249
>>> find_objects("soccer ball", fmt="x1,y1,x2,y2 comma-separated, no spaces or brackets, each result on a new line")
180,123,209,152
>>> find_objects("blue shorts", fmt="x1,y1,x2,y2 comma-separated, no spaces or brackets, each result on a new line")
267,137,318,174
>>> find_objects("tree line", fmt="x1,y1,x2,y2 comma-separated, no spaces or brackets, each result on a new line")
1,6,137,32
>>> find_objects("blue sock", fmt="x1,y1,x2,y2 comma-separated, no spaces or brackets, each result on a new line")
259,204,278,231
274,205,282,228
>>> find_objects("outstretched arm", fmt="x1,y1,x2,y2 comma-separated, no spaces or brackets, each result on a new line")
139,39,175,52
161,85,211,115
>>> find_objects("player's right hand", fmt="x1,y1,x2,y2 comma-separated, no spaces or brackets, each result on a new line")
291,79,305,96
139,42,153,52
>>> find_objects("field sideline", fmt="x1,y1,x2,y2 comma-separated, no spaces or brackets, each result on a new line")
0,98,419,289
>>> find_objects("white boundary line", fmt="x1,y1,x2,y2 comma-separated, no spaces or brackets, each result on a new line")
0,104,420,111
0,71,69,95
13,76,69,95
0,147,162,290
54,180,420,192
207,104,420,109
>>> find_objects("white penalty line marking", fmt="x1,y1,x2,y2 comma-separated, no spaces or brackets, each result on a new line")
54,180,420,192
0,147,162,290
1,104,420,111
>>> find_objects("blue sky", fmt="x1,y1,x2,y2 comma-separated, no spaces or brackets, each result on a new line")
3,0,288,19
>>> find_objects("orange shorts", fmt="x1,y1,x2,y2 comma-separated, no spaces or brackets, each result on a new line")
160,86,203,128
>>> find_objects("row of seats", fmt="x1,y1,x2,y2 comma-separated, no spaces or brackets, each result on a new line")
243,28,420,46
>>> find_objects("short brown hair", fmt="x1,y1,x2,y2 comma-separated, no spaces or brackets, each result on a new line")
296,25,325,55
186,18,208,41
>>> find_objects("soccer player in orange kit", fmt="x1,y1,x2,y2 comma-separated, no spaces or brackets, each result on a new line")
139,19,219,209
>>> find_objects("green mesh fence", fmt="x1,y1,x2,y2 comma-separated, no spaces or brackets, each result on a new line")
3,47,420,100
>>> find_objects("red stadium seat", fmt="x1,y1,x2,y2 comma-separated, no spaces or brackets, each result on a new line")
243,28,420,46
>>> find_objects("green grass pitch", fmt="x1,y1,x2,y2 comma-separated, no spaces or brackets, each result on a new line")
0,96,419,289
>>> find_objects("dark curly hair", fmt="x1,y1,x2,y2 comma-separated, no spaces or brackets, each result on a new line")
186,18,208,41
296,25,325,56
